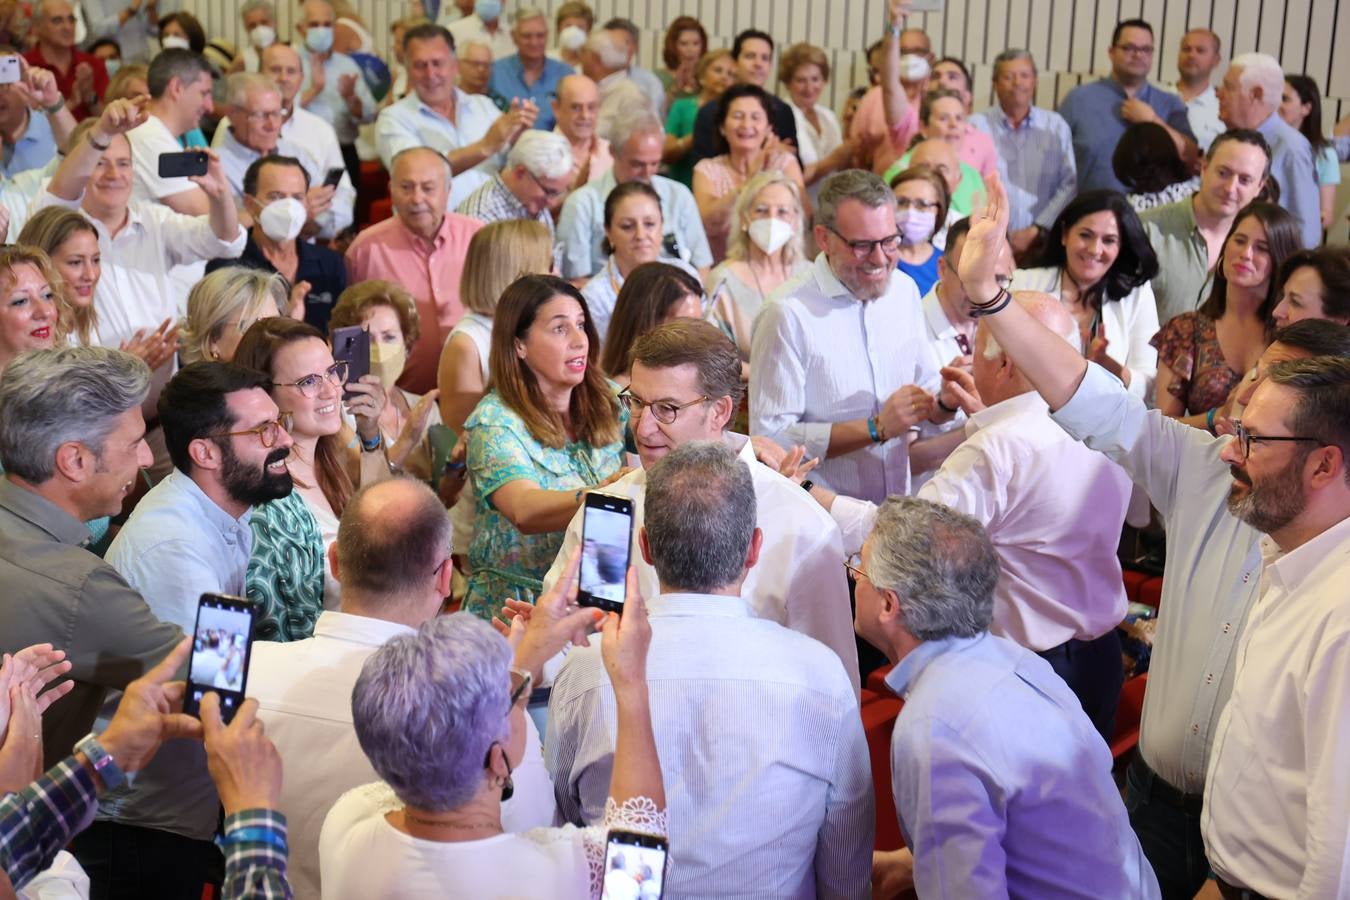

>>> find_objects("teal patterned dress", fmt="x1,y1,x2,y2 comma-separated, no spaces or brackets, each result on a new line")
245,490,325,641
462,390,625,620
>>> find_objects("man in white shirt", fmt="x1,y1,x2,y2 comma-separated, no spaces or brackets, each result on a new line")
751,169,947,505
446,0,515,60
261,42,354,239
250,477,554,900
542,320,858,694
126,48,215,215
548,440,872,899
1173,29,1225,152
295,0,376,177
375,22,536,210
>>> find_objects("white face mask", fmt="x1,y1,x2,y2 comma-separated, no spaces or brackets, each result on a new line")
304,26,334,54
899,54,931,82
257,197,307,242
747,217,794,255
249,24,277,50
557,25,587,52
160,34,191,51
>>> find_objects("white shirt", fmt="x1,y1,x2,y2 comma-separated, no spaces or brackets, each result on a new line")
1202,514,1350,898
750,253,939,504
1180,83,1226,152
0,158,56,238
1009,265,1160,402
375,89,504,210
252,610,554,900
912,287,971,490
541,433,859,696
547,592,873,899
786,99,842,203
277,106,357,238
127,113,195,204
299,51,377,144
446,14,516,60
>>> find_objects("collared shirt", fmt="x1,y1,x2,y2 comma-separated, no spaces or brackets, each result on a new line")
0,480,182,768
0,756,98,889
81,0,176,64
1202,514,1350,898
251,610,553,900
446,14,515,59
556,170,711,278
1180,83,1225,151
209,124,264,203
127,113,197,204
887,633,1161,899
1255,110,1321,248
23,46,107,120
849,85,917,178
454,172,553,232
970,105,1077,231
0,110,56,178
207,231,349,334
299,50,377,144
540,433,859,696
1057,78,1195,193
548,592,873,899
1052,363,1263,794
277,105,356,238
1141,195,1212,323
750,253,938,504
487,54,572,131
344,211,483,394
375,89,504,210
910,287,969,491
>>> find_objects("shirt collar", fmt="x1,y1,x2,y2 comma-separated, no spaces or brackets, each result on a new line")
220,126,260,163
161,468,253,534
885,633,987,697
312,610,416,647
811,252,855,301
647,592,751,619
0,478,92,545
965,390,1049,435
1260,512,1350,596
921,287,957,340
992,104,1040,130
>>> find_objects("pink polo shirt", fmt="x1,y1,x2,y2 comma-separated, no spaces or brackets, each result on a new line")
851,88,1000,181
344,212,484,394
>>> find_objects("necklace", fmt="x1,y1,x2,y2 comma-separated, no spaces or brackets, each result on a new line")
747,255,782,299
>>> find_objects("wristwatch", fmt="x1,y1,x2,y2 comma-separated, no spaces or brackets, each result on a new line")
75,733,126,790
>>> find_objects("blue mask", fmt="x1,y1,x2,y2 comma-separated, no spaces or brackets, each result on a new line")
474,0,502,22
104,59,121,77
304,26,333,54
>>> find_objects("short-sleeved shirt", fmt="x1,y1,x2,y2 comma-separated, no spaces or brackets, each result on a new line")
463,390,625,619
246,490,325,643
487,54,572,131
1150,311,1241,415
23,46,107,121
1140,196,1211,325
1057,78,1195,193
127,114,197,203
884,153,986,217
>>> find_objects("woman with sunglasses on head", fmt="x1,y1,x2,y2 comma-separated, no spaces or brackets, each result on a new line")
234,316,390,641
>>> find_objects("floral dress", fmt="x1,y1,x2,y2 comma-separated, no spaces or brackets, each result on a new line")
246,490,325,642
1150,311,1243,415
462,390,625,620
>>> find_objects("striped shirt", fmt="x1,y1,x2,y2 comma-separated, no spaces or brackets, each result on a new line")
454,173,554,234
970,105,1078,232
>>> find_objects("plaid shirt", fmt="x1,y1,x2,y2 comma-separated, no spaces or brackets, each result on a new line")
0,757,98,888
221,808,294,900
454,174,554,233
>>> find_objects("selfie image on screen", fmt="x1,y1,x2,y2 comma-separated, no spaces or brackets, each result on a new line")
602,843,665,899
190,604,250,694
581,507,629,603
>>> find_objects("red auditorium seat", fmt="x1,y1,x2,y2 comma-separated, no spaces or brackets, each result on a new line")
1121,568,1149,604
1138,577,1163,610
861,692,905,851
368,197,393,225
1110,673,1148,762
866,663,895,696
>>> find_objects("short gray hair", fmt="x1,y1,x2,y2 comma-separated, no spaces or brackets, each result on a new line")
992,48,1036,77
866,497,999,640
0,347,151,482
240,0,274,20
644,441,756,592
511,6,546,29
600,86,663,149
1231,52,1284,107
352,613,511,811
585,28,628,70
225,71,279,108
506,129,574,179
816,169,895,232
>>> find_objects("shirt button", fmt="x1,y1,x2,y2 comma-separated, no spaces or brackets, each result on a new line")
1242,573,1250,583
1192,724,1200,734
1205,673,1214,684
1222,623,1231,633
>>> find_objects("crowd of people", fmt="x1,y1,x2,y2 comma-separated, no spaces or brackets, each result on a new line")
0,0,1347,898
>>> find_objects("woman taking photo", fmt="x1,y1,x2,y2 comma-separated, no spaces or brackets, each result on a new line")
779,43,854,201
658,16,705,104
462,275,628,620
889,165,950,296
1152,202,1302,426
235,316,391,640
601,262,704,385
706,171,809,360
663,49,735,189
177,266,284,365
1010,190,1161,400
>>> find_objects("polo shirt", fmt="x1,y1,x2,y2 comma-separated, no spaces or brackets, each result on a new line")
1057,78,1195,193
23,46,107,120
487,54,572,131
1140,196,1212,324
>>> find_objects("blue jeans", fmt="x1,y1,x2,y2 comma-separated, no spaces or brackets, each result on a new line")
1124,755,1210,900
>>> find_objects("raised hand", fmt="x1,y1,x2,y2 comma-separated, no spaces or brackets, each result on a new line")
343,375,388,442
15,59,61,111
599,566,651,698
119,317,178,371
287,281,310,319
188,148,231,198
956,171,1009,304
96,637,203,777
304,184,336,222
95,96,150,140
388,389,440,471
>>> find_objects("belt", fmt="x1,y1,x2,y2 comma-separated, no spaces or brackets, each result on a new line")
1215,876,1270,900
1130,755,1204,817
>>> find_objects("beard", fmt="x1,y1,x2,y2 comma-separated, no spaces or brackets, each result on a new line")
1226,452,1308,535
222,444,294,507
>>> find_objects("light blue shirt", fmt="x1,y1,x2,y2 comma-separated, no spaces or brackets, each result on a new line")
487,54,571,131
1,110,56,178
547,592,873,899
375,88,504,210
555,170,712,278
1057,78,1195,193
970,105,1077,231
299,50,377,144
888,632,1161,899
1255,110,1322,247
1051,362,1262,794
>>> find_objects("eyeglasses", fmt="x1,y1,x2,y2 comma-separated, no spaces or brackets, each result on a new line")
1113,43,1154,56
825,225,903,259
524,168,565,201
895,198,939,212
1230,419,1324,460
207,413,293,449
618,389,709,425
508,668,532,707
843,554,867,582
278,361,348,398
244,109,286,124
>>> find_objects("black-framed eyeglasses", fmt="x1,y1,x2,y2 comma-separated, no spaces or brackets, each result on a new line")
244,109,286,124
278,361,348,398
1231,420,1324,460
524,168,565,201
618,389,709,425
825,225,903,259
207,413,293,448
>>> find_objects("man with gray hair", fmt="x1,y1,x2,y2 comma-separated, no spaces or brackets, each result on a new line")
455,127,573,232
548,440,872,898
249,477,555,898
556,107,711,278
487,7,572,131
813,292,1133,740
1217,51,1320,246
0,347,181,770
236,0,278,73
752,168,949,505
210,72,286,205
855,496,1160,898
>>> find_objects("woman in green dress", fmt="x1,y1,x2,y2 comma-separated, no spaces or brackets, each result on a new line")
663,48,735,189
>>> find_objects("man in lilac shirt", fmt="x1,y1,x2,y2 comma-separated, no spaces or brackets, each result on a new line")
855,496,1160,899
344,147,483,393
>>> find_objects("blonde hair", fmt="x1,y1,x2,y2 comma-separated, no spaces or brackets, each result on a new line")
17,208,100,346
459,220,554,316
0,245,64,332
725,170,806,265
329,280,421,351
106,64,149,102
180,267,289,364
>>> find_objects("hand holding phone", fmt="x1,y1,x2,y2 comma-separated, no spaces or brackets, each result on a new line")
578,493,634,613
158,150,209,178
0,55,20,85
602,830,668,899
331,325,370,401
323,167,345,188
184,594,257,724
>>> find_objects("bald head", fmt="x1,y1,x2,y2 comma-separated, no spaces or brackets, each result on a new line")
975,291,1081,404
553,74,600,142
261,42,304,104
334,477,451,618
908,139,961,194
35,0,77,49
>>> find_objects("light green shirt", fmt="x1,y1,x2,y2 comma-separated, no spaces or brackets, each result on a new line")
1140,196,1212,325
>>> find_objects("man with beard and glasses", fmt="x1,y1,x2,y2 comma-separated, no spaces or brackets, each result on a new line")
953,169,1350,900
79,362,293,899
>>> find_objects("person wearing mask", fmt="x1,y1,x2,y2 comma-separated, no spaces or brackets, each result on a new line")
852,2,934,178
25,0,106,120
229,0,278,74
882,92,987,222
295,0,377,182
1173,28,1225,151
447,0,515,59
662,48,734,189
488,7,570,131
687,29,798,171
597,18,664,116
550,1,591,70
890,165,949,296
454,127,573,232
1272,246,1350,329
552,74,610,190
178,266,284,366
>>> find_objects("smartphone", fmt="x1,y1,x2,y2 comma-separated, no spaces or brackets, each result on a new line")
907,0,945,11
158,150,209,178
602,830,668,899
331,325,369,401
323,167,345,188
0,55,19,85
184,593,257,724
577,492,633,613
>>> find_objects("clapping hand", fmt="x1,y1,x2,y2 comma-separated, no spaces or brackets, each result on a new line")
119,318,179,371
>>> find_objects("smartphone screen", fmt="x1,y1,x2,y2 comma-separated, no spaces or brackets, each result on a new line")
577,492,633,613
323,167,346,188
602,830,668,899
157,151,209,178
184,593,257,724
331,325,370,401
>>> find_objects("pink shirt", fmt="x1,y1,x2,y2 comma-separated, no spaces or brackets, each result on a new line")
850,86,918,177
562,134,613,187
344,212,484,394
959,124,999,179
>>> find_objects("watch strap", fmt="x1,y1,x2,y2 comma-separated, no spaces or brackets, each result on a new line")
76,732,125,790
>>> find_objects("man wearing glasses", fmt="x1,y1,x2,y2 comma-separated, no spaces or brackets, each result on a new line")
211,73,287,207
956,174,1350,900
455,128,574,233
751,168,950,506
1057,19,1198,193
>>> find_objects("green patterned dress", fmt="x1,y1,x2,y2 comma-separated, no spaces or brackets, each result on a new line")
245,490,325,641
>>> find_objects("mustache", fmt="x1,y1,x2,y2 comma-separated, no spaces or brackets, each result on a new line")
264,447,290,468
1229,464,1252,487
